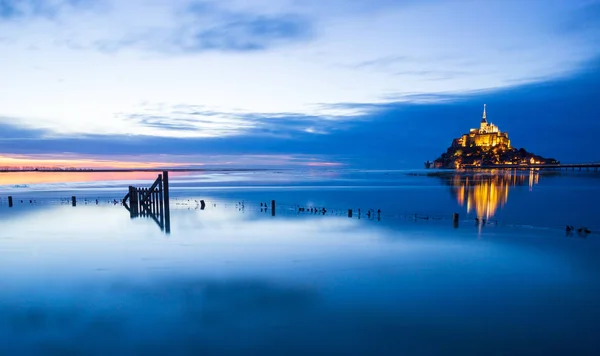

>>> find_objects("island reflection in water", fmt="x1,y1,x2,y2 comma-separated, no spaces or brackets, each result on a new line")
448,170,540,220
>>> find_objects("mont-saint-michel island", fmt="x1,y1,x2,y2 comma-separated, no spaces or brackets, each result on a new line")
427,105,559,169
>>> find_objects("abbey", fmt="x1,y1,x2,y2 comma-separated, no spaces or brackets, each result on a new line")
453,104,510,149
429,104,558,169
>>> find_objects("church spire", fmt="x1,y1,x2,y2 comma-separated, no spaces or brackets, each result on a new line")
481,104,487,123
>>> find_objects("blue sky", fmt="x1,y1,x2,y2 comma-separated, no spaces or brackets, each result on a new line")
1,0,599,168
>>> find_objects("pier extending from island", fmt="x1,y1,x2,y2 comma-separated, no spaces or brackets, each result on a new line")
462,163,600,171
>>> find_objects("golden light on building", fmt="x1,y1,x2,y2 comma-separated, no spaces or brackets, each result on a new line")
432,104,559,169
454,104,511,150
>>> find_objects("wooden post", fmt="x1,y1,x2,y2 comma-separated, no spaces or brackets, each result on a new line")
131,187,138,216
8,196,13,208
140,188,146,215
157,189,161,213
163,171,171,233
149,189,153,214
131,187,136,215
129,187,133,214
136,188,141,215
72,196,76,207
200,200,206,210
141,188,147,215
136,187,140,215
140,188,145,215
128,186,135,218
271,200,276,216
136,187,140,214
453,213,459,228
143,188,147,214
158,175,164,230
156,189,160,215
348,209,352,218
153,189,158,215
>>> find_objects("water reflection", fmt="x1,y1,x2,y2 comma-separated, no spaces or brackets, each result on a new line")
1,195,600,354
124,199,171,233
448,170,540,219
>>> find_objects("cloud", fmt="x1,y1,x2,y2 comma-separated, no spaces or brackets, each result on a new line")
0,119,49,139
117,104,356,138
291,0,428,16
351,55,412,70
2,60,600,168
179,12,313,53
559,1,600,45
2,57,600,168
0,0,95,20
88,1,314,54
562,1,600,31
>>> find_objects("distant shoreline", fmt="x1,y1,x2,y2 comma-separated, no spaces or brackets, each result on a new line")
0,168,274,173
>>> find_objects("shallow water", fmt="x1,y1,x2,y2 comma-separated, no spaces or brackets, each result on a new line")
2,169,599,229
1,170,600,354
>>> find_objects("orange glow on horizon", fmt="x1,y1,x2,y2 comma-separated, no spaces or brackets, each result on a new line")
0,171,194,186
0,155,343,170
0,155,191,170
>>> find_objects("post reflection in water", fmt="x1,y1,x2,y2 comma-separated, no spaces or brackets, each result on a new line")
449,169,540,220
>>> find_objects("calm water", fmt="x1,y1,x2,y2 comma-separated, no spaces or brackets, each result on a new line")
1,169,599,355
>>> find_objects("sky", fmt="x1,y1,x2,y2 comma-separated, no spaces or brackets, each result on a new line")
1,0,599,169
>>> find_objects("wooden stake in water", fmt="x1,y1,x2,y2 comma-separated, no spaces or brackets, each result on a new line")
163,171,171,233
158,175,164,229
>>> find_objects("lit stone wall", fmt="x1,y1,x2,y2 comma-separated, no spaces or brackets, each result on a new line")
479,122,500,134
458,132,510,148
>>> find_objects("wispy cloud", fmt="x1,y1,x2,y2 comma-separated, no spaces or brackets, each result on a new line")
0,119,49,139
290,0,427,16
351,55,411,70
88,1,314,54
559,1,600,45
0,0,96,20
187,14,311,52
118,103,356,138
1,61,599,168
179,2,313,52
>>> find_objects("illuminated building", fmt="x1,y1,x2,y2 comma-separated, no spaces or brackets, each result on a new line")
431,104,558,168
453,104,511,149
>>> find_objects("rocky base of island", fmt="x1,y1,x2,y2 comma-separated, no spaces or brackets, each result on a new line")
427,144,559,169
